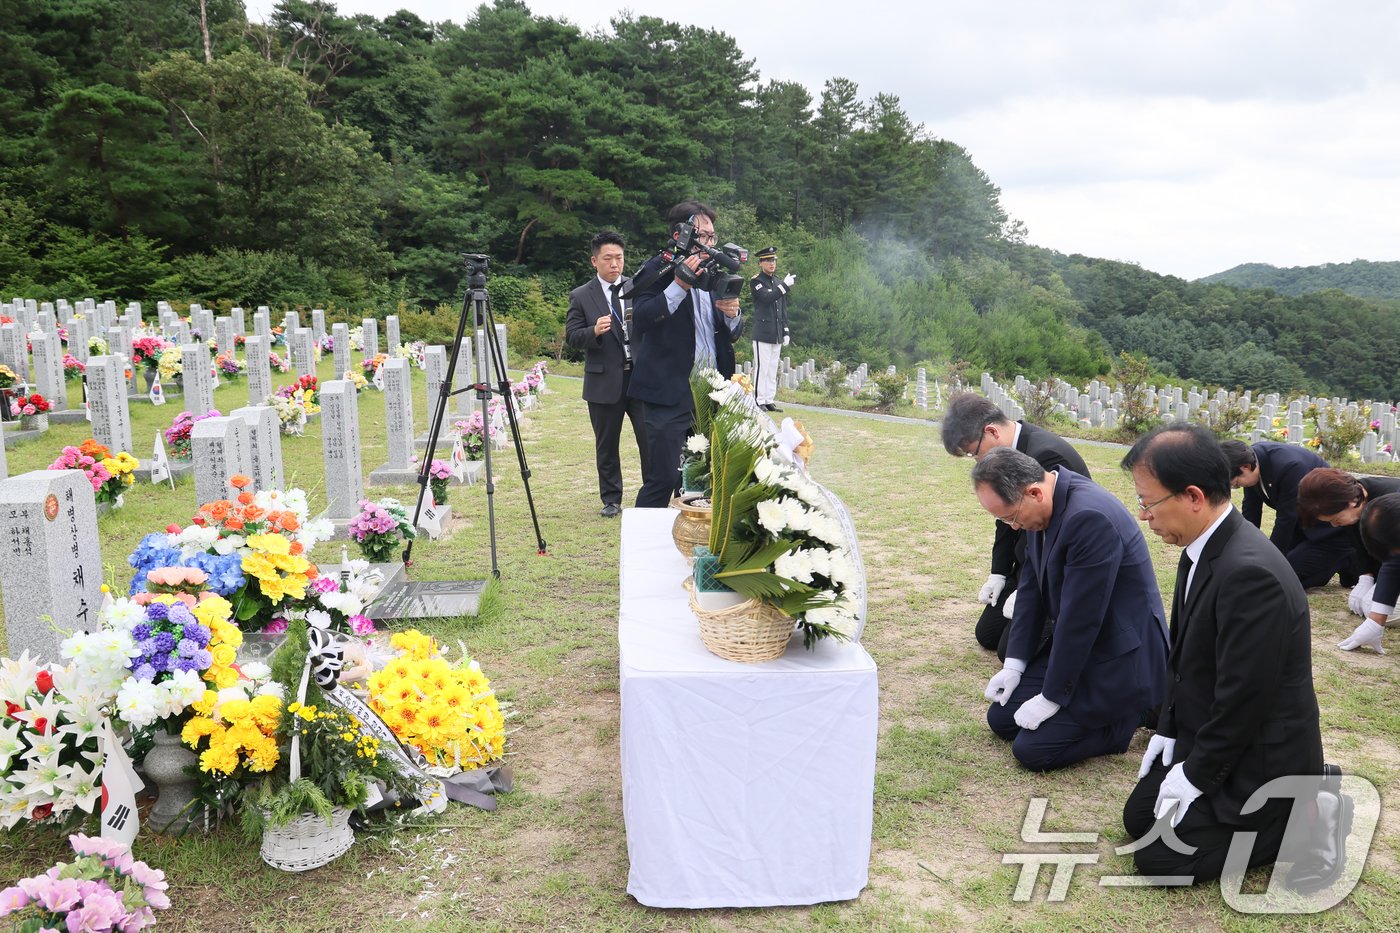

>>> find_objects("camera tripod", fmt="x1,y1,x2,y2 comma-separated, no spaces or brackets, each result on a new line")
404,252,547,574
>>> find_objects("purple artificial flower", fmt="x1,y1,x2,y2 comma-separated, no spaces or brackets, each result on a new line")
144,603,169,621
151,631,176,654
132,663,156,683
185,622,210,648
149,653,171,674
165,603,194,626
177,638,200,657
129,623,152,641
135,638,157,657
173,656,202,674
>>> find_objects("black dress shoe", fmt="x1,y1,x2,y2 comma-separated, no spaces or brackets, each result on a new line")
600,503,621,517
1285,764,1353,893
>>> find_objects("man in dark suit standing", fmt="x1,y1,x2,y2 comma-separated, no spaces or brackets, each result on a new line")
627,200,743,508
973,448,1168,772
1220,439,1353,587
565,231,648,518
942,393,1091,659
1122,424,1329,885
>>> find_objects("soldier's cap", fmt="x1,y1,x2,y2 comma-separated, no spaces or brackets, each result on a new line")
755,246,778,260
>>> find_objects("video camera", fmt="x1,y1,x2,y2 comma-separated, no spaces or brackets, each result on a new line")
669,218,748,301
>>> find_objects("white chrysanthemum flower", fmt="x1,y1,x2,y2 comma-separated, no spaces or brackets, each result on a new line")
319,591,363,616
704,369,728,390
685,434,709,454
779,497,812,532
99,597,147,632
212,533,246,556
752,456,778,486
256,680,286,700
300,518,335,547
305,608,333,630
172,525,219,553
756,499,787,536
165,669,206,711
828,551,855,587
240,661,271,681
114,680,163,730
806,605,857,638
806,547,832,579
774,549,816,584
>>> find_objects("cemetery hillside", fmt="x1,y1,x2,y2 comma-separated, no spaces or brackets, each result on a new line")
3,1,1400,399
3,3,1400,933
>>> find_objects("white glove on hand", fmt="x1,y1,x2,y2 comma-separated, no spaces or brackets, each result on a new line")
1002,588,1017,620
1338,618,1385,654
1137,734,1176,778
984,658,1026,706
1153,762,1203,827
1348,575,1375,616
1013,693,1060,730
978,573,1007,606
782,334,790,346
783,273,796,287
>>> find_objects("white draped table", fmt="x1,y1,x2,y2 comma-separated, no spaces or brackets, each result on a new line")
619,507,878,908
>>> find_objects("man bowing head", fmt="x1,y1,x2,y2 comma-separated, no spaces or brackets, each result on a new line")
972,448,1168,772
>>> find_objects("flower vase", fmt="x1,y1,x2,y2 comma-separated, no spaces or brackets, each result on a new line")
146,729,199,835
430,479,449,506
670,493,712,563
18,413,47,432
142,367,160,393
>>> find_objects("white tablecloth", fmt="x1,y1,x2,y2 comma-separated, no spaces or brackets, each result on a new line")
619,508,878,908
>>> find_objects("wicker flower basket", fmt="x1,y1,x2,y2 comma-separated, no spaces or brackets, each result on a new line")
670,494,712,562
260,807,355,872
688,583,795,663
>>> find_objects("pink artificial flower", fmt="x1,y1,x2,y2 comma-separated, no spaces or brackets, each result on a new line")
349,614,375,636
262,618,288,635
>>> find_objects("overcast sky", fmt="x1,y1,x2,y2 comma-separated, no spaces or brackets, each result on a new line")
248,1,1400,280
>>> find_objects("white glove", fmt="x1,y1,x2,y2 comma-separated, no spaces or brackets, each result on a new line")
1348,575,1375,616
1338,618,1385,654
984,658,1026,706
1013,693,1060,730
782,334,790,346
1137,734,1176,778
1153,762,1203,827
1002,588,1017,620
978,573,1007,606
783,273,796,287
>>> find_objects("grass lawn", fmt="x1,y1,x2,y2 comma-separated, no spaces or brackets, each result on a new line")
1,356,1397,931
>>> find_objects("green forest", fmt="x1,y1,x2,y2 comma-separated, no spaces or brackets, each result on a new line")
1200,259,1400,300
3,0,1398,398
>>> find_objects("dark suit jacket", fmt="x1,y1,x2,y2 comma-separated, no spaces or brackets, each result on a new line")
1352,475,1400,605
564,275,631,405
1159,509,1323,825
990,422,1092,576
1007,468,1169,726
748,271,789,344
626,254,741,407
1241,441,1330,550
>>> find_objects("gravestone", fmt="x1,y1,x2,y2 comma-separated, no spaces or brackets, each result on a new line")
418,345,448,449
311,309,326,346
110,326,140,398
0,470,105,660
86,356,133,455
362,318,379,359
245,335,272,405
291,328,315,379
29,332,72,418
191,416,252,506
180,343,214,416
282,311,300,335
216,318,235,358
231,405,284,492
0,324,28,386
332,323,351,379
319,380,363,530
253,310,270,340
0,422,6,477
385,315,400,354
175,322,191,346
70,316,91,365
231,307,246,337
495,322,509,373
370,359,417,486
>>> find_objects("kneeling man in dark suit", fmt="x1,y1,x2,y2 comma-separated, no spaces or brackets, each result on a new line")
972,448,1168,772
1122,424,1329,886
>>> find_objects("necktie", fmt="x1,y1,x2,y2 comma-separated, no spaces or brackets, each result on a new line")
1173,551,1194,621
610,284,630,360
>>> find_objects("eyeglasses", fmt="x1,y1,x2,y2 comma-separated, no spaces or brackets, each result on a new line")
964,430,987,459
696,231,717,245
994,499,1025,527
1136,492,1177,513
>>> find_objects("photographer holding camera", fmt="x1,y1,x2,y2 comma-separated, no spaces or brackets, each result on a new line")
627,199,745,508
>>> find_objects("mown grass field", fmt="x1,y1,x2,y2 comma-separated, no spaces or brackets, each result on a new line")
1,354,1396,932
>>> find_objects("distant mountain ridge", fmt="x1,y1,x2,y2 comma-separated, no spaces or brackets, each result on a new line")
1198,259,1400,300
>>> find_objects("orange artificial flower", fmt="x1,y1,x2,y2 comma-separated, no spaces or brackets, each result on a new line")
280,514,300,532
237,491,255,505
79,439,110,459
289,541,304,556
207,501,230,521
224,518,245,531
229,474,252,490
241,505,265,522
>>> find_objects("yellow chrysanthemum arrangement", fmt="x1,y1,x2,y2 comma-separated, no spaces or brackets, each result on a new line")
182,689,282,777
366,630,507,771
156,347,183,380
102,451,139,488
192,594,243,689
241,532,313,604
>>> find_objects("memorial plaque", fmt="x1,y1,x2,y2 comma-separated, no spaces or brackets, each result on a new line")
0,324,27,386
367,579,487,621
457,335,477,417
320,380,363,523
191,416,252,505
253,310,270,340
0,469,105,661
216,317,235,357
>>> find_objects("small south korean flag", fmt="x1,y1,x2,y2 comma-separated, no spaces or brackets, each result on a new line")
418,502,443,539
99,717,144,847
149,375,165,407
150,430,174,488
450,435,468,481
372,362,386,391
210,362,220,390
